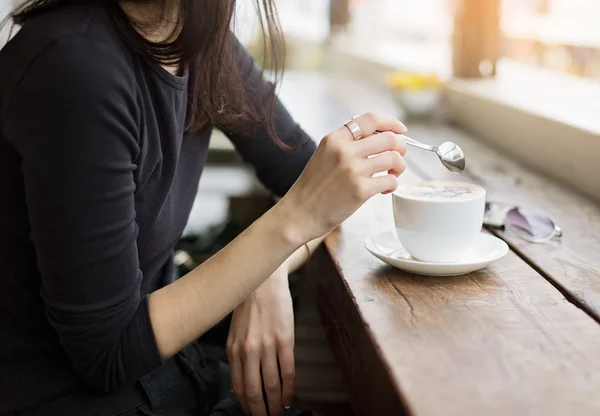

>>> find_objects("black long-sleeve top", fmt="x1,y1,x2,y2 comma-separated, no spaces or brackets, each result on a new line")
0,3,315,413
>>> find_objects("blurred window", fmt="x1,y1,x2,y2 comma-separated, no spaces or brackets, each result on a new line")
501,0,600,80
277,0,453,77
276,0,600,82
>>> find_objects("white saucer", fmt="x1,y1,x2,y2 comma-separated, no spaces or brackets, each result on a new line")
364,231,509,277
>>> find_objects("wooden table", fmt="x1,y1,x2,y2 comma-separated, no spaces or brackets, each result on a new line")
277,72,600,416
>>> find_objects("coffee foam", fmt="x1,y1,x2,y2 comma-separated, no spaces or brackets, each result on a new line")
394,181,484,202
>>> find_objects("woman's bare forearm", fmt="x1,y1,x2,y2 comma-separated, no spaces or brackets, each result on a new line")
284,234,327,274
148,201,304,359
148,111,409,361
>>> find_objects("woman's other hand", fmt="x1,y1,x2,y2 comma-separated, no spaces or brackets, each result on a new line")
226,266,295,416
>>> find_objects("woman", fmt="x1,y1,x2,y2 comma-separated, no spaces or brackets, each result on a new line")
0,0,407,415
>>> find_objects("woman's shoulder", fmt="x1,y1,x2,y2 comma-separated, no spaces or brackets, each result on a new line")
1,3,135,102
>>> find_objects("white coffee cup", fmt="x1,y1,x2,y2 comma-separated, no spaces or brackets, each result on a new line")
392,180,486,263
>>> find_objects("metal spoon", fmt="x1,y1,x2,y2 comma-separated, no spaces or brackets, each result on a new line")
401,135,465,173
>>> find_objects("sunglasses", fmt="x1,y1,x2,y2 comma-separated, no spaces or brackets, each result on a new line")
484,202,563,243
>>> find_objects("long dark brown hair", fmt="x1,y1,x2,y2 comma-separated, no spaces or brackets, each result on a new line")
7,0,283,139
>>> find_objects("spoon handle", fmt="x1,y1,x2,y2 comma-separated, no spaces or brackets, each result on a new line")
400,135,435,152
374,130,436,152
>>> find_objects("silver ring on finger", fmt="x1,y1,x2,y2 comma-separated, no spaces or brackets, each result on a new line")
344,119,363,141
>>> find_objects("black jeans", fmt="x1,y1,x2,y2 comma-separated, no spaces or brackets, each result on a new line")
23,343,312,416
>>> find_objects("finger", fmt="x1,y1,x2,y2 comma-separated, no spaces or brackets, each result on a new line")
381,169,401,195
335,113,406,142
352,112,407,138
354,131,407,157
368,174,400,195
362,151,406,177
228,345,250,414
243,348,268,416
262,349,283,416
278,343,296,409
388,168,402,178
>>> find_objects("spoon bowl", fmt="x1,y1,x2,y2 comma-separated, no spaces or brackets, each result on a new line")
400,135,466,173
436,141,465,173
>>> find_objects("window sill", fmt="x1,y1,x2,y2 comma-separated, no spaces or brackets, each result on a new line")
447,59,600,203
451,59,600,136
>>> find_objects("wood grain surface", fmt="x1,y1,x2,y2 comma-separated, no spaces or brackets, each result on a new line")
317,189,600,416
